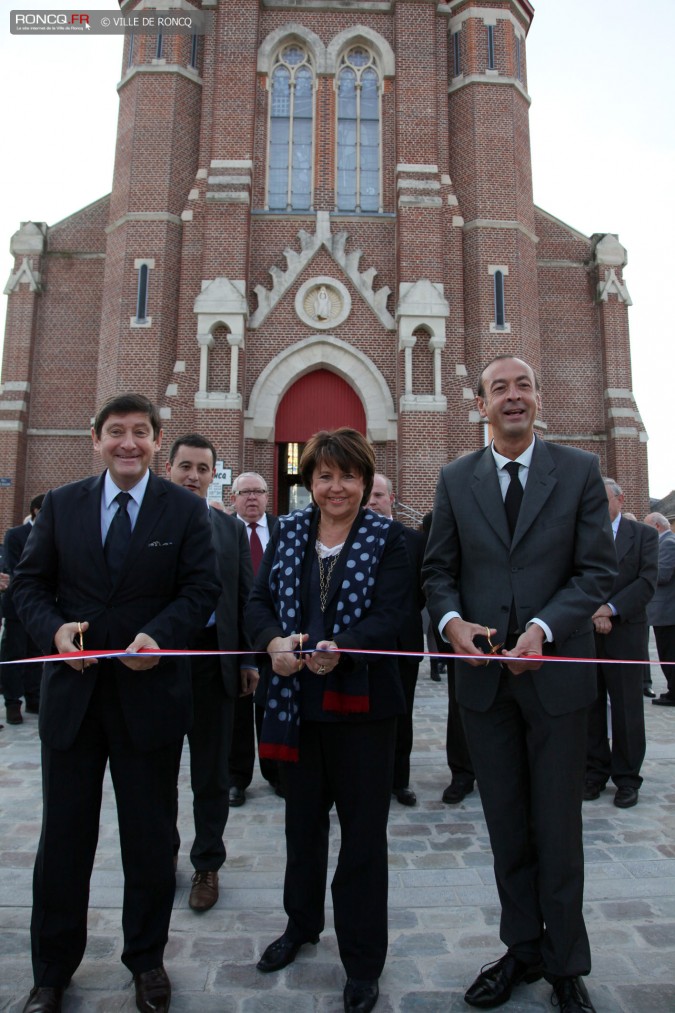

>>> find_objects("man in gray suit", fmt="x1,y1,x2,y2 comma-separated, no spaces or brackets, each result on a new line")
167,435,257,911
424,356,617,1013
644,512,675,705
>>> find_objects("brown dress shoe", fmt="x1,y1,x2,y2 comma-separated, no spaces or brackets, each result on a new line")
189,869,219,911
22,986,64,1012
133,966,171,1012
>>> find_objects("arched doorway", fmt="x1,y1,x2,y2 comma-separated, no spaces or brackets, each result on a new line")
274,369,367,513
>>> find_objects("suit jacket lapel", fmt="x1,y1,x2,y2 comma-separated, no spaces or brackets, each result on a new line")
81,473,109,577
614,517,632,563
511,438,557,551
471,449,511,549
112,471,170,587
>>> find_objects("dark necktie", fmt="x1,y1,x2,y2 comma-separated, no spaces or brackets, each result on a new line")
104,491,132,582
504,461,523,538
249,521,263,575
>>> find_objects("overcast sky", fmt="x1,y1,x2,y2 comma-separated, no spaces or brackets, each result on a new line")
1,0,673,499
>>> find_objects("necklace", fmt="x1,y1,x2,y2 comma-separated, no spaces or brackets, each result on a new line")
316,529,343,612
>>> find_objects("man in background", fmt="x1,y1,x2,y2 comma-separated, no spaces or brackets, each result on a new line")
230,472,279,804
368,473,425,806
166,435,257,912
2,493,45,724
644,512,675,705
584,479,657,808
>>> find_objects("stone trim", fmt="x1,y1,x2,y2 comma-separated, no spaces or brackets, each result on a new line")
2,382,30,392
0,401,27,412
118,64,202,92
4,257,41,295
26,428,90,437
449,74,530,104
0,421,24,431
106,212,182,234
463,218,538,244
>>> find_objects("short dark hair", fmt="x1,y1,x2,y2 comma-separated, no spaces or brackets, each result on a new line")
299,428,375,505
29,493,45,518
476,355,540,399
93,393,161,438
168,433,217,467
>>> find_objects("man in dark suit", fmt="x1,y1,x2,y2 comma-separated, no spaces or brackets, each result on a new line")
423,356,617,1013
2,493,45,724
166,435,257,912
367,473,425,805
584,479,657,808
644,512,675,705
229,472,279,805
12,395,220,1013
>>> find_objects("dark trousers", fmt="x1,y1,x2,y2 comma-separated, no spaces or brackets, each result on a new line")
586,633,647,789
654,625,675,695
281,718,396,980
31,674,180,986
392,659,419,789
1,619,42,705
461,671,590,980
446,662,474,785
229,691,278,789
186,650,234,871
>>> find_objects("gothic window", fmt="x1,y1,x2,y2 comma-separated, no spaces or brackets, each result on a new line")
267,45,314,211
336,46,381,213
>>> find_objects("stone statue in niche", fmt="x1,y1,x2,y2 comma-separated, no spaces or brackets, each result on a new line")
313,285,331,320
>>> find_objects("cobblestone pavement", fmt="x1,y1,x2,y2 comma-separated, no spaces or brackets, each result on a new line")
1,650,674,1012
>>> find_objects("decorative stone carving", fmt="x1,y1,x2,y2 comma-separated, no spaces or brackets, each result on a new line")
250,211,394,330
295,277,351,330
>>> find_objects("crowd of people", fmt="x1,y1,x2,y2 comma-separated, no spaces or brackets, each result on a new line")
0,356,673,1013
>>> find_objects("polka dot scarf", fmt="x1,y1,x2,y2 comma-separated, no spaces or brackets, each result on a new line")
260,505,392,761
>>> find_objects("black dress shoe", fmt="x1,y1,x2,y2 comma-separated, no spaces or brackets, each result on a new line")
442,780,474,804
550,976,596,1011
257,931,319,973
643,688,656,698
25,698,40,714
652,694,675,706
614,785,639,809
582,780,605,801
22,987,64,1013
464,952,543,1008
344,977,379,1012
6,703,23,724
229,786,246,806
393,787,416,806
133,966,171,1012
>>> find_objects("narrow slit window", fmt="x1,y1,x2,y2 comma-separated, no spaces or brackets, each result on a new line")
494,270,506,328
487,25,495,70
189,34,199,70
127,33,134,69
136,264,149,323
453,31,462,76
515,36,522,81
155,33,163,61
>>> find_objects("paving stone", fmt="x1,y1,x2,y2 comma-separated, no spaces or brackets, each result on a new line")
1,654,675,1010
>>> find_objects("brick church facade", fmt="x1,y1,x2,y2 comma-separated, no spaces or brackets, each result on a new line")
0,0,648,528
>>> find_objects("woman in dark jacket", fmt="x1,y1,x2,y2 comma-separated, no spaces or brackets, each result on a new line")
246,428,409,1013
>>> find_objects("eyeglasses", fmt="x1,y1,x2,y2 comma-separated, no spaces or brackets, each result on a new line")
235,488,267,497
